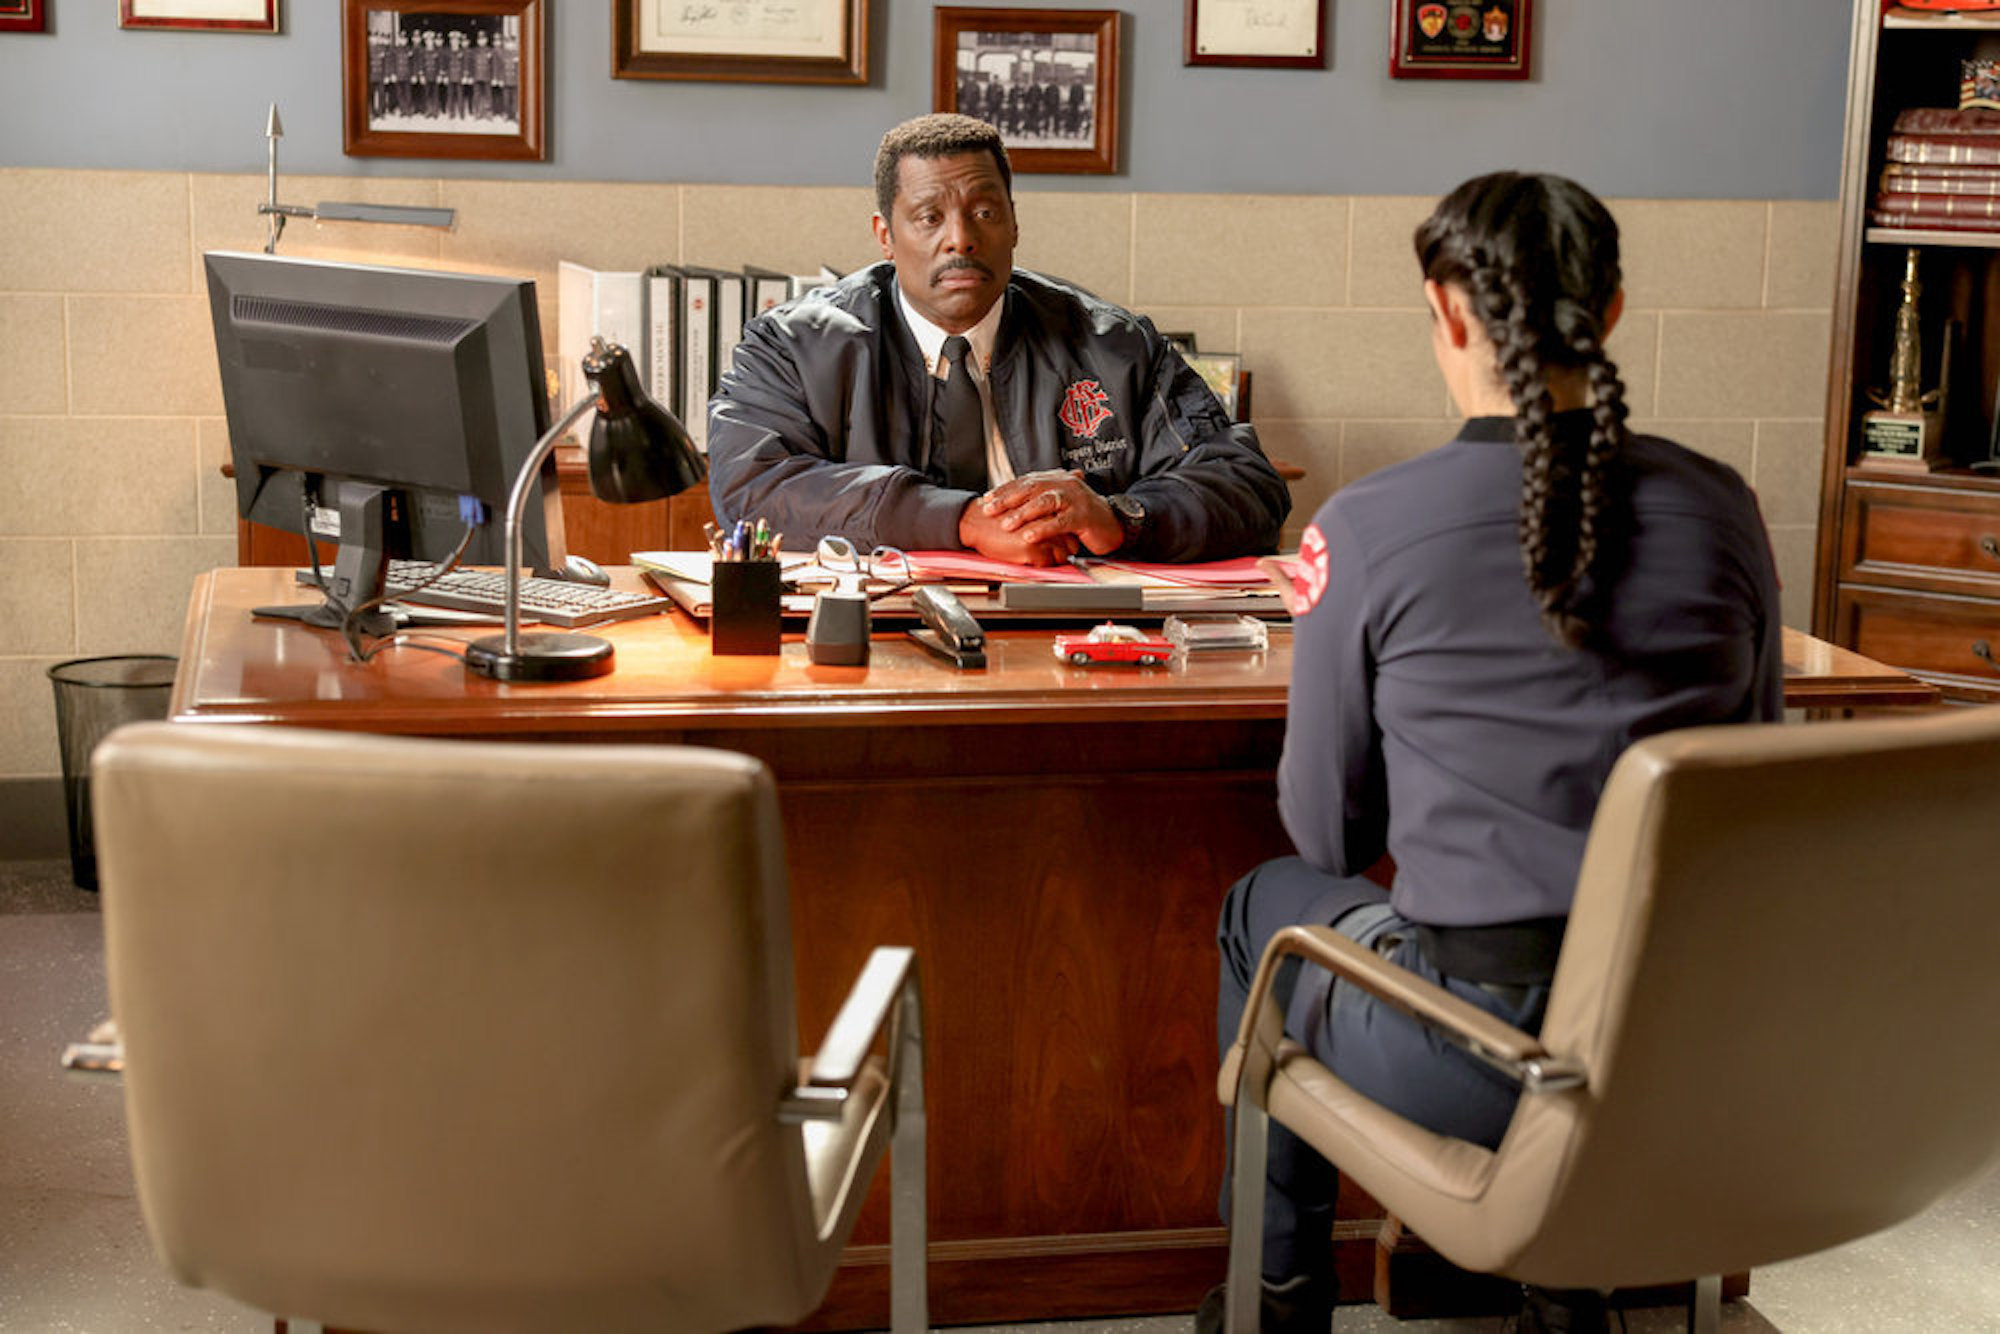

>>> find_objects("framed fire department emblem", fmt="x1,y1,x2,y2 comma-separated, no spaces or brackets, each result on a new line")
1391,0,1531,81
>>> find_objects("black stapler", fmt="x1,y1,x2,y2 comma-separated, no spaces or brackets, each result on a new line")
908,585,987,669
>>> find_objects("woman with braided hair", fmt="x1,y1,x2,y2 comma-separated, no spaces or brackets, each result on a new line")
1204,173,1782,1334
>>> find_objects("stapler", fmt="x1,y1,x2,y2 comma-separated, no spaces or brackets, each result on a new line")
908,585,987,669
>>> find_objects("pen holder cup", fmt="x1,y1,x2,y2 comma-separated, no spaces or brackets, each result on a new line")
710,559,783,656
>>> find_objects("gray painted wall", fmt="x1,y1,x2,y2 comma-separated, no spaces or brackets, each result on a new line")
0,3,1849,199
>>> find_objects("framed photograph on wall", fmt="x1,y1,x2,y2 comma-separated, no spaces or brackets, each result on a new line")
119,1,280,31
1391,0,1532,80
613,0,867,84
341,0,545,161
1184,0,1325,70
1,0,48,33
934,7,1122,175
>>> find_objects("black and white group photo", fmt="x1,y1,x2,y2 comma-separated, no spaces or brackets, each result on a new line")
363,10,523,135
953,29,1097,151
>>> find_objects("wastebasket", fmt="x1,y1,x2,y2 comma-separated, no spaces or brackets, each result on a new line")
47,654,179,891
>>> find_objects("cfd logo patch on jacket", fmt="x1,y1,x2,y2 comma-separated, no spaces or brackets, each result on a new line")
1058,378,1113,439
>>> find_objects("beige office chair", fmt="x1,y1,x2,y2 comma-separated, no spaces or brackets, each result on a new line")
89,722,925,1334
1222,707,2000,1333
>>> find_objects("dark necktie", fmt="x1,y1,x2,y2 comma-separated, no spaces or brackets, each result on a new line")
936,335,988,493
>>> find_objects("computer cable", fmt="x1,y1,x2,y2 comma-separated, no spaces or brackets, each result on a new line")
339,509,481,665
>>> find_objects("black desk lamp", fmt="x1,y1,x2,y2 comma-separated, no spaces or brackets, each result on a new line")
465,337,705,683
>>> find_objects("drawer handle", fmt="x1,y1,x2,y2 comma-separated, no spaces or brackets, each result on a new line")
1983,536,2000,562
1978,640,1997,669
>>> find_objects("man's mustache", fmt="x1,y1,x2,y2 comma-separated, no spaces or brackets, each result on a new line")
930,257,994,285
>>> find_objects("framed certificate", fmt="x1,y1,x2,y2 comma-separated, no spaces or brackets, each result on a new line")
118,0,279,31
613,0,868,85
1391,0,1533,81
1184,0,1325,70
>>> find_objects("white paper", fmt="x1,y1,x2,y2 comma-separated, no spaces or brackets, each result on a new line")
639,0,846,60
1194,0,1319,59
126,0,270,20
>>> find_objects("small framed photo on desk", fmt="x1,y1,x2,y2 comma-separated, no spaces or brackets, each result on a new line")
340,0,546,161
1183,351,1244,420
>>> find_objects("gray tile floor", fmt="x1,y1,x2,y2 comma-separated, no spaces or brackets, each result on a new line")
3,855,1996,1333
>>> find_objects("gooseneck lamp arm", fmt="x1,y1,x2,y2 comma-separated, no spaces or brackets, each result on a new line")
464,337,705,684
498,392,602,661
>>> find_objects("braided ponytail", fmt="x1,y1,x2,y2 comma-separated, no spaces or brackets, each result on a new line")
1414,173,1631,650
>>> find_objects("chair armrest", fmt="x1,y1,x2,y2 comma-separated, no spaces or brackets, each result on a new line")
781,946,918,1123
1223,926,1583,1099
58,1018,123,1077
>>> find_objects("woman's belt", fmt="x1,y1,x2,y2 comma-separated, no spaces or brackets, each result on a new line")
1416,916,1565,988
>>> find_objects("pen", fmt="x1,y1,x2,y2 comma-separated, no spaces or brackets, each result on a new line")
753,518,771,558
730,519,752,561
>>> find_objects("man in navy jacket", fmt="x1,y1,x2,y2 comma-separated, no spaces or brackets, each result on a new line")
707,114,1289,564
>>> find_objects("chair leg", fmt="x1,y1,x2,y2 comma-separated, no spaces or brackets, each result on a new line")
889,976,929,1334
1225,1095,1271,1334
1687,1274,1721,1334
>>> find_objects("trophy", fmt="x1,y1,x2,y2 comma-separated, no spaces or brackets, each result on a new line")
1862,247,1946,471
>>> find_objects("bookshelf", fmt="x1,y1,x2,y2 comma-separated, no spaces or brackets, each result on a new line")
1813,0,2000,702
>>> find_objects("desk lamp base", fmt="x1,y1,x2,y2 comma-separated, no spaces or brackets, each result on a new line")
465,631,615,682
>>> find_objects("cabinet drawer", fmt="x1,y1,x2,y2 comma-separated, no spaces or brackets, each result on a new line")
1840,483,2000,597
1834,588,2000,702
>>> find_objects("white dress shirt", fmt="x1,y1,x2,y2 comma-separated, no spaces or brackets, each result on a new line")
894,286,1015,487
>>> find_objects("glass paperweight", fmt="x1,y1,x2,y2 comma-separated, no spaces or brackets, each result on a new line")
1163,613,1269,653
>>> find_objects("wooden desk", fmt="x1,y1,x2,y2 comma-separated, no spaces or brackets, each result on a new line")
169,571,1935,1326
1783,626,1942,711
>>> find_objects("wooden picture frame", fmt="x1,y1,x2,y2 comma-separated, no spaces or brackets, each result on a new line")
1184,0,1325,70
613,0,867,85
1391,0,1532,80
934,7,1121,176
341,0,545,162
0,0,48,33
118,0,279,31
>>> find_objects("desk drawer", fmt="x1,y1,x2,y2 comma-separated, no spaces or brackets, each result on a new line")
1841,483,2000,597
1833,587,2000,702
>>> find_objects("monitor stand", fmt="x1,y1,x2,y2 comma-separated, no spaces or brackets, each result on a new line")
253,483,400,638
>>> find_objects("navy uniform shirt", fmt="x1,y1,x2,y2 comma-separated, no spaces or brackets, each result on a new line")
1279,412,1784,928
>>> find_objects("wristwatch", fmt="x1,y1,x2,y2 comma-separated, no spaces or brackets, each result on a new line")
1107,492,1147,548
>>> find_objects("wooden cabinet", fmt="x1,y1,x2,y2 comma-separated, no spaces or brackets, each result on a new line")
234,445,718,569
552,445,716,558
1815,3,2000,703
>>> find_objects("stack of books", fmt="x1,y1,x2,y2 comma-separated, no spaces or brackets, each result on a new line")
1873,107,2000,233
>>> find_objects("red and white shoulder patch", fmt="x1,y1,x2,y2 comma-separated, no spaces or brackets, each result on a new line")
1295,523,1331,614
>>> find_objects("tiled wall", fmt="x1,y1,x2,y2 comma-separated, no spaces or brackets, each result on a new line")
0,168,1836,787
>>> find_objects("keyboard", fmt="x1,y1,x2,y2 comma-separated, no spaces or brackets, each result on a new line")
384,564,673,628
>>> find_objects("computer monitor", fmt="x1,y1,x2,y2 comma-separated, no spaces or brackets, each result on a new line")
203,250,567,630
